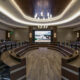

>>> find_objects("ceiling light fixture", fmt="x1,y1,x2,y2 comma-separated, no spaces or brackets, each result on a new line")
1,3,80,26
10,0,76,22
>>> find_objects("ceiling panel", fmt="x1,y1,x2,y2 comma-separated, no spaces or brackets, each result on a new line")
15,0,71,17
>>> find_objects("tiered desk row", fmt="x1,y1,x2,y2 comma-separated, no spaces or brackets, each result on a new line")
0,41,80,80
0,41,28,80
51,42,80,80
0,41,29,56
57,41,80,50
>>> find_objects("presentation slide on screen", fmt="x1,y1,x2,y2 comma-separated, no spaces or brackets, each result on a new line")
34,31,51,42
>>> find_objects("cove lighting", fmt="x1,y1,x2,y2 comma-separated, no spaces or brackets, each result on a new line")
1,6,80,26
59,22,80,28
1,0,80,27
10,0,76,22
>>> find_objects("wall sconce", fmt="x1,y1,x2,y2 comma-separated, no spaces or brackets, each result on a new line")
54,33,56,38
8,32,10,38
77,32,79,38
29,32,32,38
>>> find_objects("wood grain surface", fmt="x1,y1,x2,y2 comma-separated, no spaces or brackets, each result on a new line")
1,48,62,80
22,48,62,80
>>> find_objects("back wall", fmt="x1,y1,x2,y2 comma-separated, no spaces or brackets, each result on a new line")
13,28,29,42
57,28,77,42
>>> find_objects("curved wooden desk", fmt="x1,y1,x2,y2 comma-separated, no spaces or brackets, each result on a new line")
8,44,79,64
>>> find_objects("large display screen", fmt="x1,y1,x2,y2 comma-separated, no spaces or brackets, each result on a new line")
34,31,52,42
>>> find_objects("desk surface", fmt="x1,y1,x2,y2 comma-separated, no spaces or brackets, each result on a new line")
1,51,20,67
1,47,80,68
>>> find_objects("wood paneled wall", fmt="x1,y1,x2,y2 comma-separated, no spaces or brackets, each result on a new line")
0,29,6,40
29,26,57,44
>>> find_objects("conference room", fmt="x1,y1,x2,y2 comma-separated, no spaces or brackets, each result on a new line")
0,0,80,80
